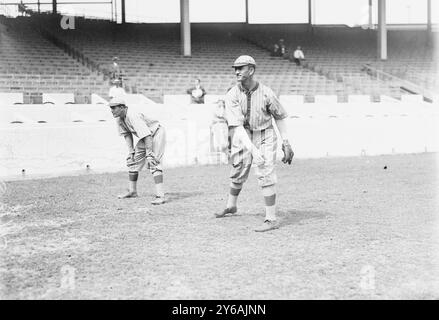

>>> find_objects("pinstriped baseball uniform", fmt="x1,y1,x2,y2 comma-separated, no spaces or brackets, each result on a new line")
117,105,166,173
225,82,288,187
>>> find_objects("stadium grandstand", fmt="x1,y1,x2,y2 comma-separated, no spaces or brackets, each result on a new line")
241,25,437,101
0,0,437,104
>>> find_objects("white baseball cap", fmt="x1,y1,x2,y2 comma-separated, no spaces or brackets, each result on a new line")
232,55,256,68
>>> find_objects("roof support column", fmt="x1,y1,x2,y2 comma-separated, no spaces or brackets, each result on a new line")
427,0,432,33
52,0,57,14
377,0,387,60
245,0,249,24
121,0,126,24
180,0,191,57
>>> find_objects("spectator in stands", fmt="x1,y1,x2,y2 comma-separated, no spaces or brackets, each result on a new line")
186,78,206,104
271,43,281,57
109,78,126,99
293,46,305,66
18,1,27,16
279,39,287,57
271,39,286,57
109,56,122,83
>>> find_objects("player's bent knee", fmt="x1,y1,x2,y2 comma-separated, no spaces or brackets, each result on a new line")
257,175,277,188
150,167,163,175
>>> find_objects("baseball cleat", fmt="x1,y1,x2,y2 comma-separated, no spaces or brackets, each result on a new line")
151,196,165,205
254,219,280,232
118,191,138,199
215,206,237,218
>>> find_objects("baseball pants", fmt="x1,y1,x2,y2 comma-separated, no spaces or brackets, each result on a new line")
229,125,278,187
127,125,166,174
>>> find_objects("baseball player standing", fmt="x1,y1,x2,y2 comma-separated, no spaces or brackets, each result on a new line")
215,55,294,232
109,97,166,205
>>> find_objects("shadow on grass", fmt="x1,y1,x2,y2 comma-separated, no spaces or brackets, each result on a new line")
164,192,204,203
280,210,329,227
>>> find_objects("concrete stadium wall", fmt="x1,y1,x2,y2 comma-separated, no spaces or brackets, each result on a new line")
0,102,438,179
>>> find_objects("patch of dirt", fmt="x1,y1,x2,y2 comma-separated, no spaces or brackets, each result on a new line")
0,153,438,299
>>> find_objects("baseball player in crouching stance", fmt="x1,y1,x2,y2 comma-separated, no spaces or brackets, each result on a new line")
215,55,294,232
109,97,166,205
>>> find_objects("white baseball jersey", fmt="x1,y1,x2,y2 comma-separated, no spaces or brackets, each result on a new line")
293,49,305,59
224,82,288,131
117,105,160,140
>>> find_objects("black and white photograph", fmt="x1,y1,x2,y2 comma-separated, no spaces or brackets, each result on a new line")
0,0,438,306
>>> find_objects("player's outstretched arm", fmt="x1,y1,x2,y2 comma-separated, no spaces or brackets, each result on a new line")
233,125,265,166
123,133,135,153
123,133,135,161
274,118,289,141
139,135,158,167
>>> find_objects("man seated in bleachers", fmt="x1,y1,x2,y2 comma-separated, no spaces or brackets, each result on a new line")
18,1,28,16
293,46,305,66
108,56,123,83
279,39,287,57
186,78,206,104
271,43,281,57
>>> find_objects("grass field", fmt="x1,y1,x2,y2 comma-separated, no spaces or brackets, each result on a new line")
0,153,438,299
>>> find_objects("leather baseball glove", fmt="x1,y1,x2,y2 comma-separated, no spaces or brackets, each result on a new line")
281,140,294,165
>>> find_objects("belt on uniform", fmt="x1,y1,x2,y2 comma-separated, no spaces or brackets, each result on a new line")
243,124,273,133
